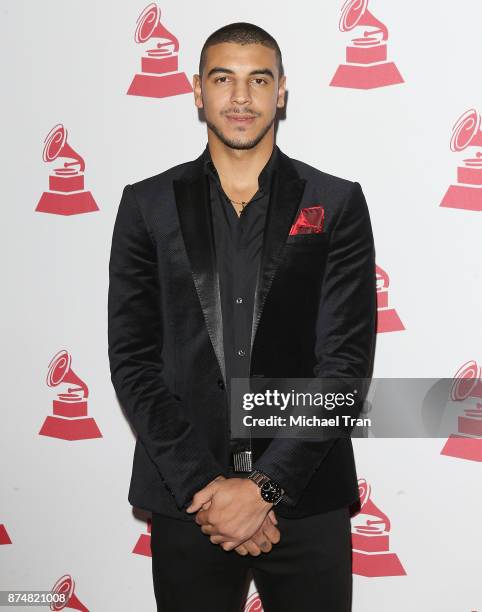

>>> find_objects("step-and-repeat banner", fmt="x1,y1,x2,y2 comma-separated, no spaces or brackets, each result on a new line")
2,1,481,610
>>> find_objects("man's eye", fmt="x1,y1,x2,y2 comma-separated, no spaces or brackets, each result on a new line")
253,78,268,85
214,76,228,83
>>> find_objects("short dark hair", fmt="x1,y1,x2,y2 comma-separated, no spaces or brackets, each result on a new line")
199,22,284,78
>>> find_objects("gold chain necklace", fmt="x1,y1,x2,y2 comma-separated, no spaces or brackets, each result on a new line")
229,198,247,211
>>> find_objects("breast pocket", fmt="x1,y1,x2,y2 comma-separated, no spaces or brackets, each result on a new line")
285,232,329,247
280,232,329,282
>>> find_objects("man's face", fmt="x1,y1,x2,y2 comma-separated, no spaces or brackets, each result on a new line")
193,42,286,150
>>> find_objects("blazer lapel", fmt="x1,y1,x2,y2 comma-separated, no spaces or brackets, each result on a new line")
173,164,226,385
250,152,306,351
172,148,306,383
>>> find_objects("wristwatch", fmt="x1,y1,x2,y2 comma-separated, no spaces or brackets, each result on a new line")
248,470,285,506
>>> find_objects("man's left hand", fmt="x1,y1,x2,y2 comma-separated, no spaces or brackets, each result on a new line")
186,478,273,550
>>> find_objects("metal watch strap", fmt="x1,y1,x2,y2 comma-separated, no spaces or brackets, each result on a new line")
249,471,270,487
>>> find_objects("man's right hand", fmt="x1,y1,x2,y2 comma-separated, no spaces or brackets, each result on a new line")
197,475,281,556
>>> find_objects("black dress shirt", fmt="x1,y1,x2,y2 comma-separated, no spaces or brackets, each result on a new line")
203,144,280,462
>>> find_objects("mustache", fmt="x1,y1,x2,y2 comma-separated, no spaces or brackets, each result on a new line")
222,108,260,117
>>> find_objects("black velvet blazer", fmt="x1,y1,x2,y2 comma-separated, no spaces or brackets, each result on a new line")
107,146,377,520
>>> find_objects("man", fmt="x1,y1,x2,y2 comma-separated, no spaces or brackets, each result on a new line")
108,22,377,612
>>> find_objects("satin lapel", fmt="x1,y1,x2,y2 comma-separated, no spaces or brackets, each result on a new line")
173,172,226,385
250,153,307,352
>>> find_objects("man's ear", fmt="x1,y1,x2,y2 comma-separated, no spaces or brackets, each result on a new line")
277,75,286,108
193,74,203,109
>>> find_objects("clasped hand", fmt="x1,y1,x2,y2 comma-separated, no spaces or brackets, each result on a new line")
186,475,281,556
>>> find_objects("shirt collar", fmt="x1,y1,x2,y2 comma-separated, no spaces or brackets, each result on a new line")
202,143,279,193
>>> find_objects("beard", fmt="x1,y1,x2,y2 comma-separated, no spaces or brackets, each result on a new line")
206,113,275,150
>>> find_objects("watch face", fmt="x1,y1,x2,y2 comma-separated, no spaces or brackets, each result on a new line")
260,480,282,503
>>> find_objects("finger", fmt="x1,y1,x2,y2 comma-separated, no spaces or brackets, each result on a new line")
243,539,262,557
203,525,231,541
268,510,278,525
213,539,247,555
261,517,281,544
250,530,273,553
200,524,215,535
186,489,215,513
209,536,241,553
209,534,226,544
194,509,211,526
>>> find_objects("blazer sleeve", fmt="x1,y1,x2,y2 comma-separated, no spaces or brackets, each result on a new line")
252,181,377,507
108,184,226,511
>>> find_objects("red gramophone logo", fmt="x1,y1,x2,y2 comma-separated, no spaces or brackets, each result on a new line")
244,592,263,611
376,264,404,333
35,124,98,216
440,108,482,212
440,360,482,462
351,478,405,577
39,349,102,441
132,518,152,556
127,3,192,99
0,523,12,545
49,574,89,611
330,0,404,89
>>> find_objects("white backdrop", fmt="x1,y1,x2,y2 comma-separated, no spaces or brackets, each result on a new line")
2,1,481,610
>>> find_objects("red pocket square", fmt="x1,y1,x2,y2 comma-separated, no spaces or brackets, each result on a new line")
289,205,325,235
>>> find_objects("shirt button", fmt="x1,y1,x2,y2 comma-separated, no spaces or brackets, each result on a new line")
236,297,243,304
237,349,246,357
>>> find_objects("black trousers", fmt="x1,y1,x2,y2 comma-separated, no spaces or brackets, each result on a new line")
151,505,353,612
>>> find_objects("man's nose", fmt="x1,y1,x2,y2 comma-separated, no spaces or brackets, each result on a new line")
230,81,251,106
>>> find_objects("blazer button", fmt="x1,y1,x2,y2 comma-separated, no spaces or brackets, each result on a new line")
217,379,225,390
